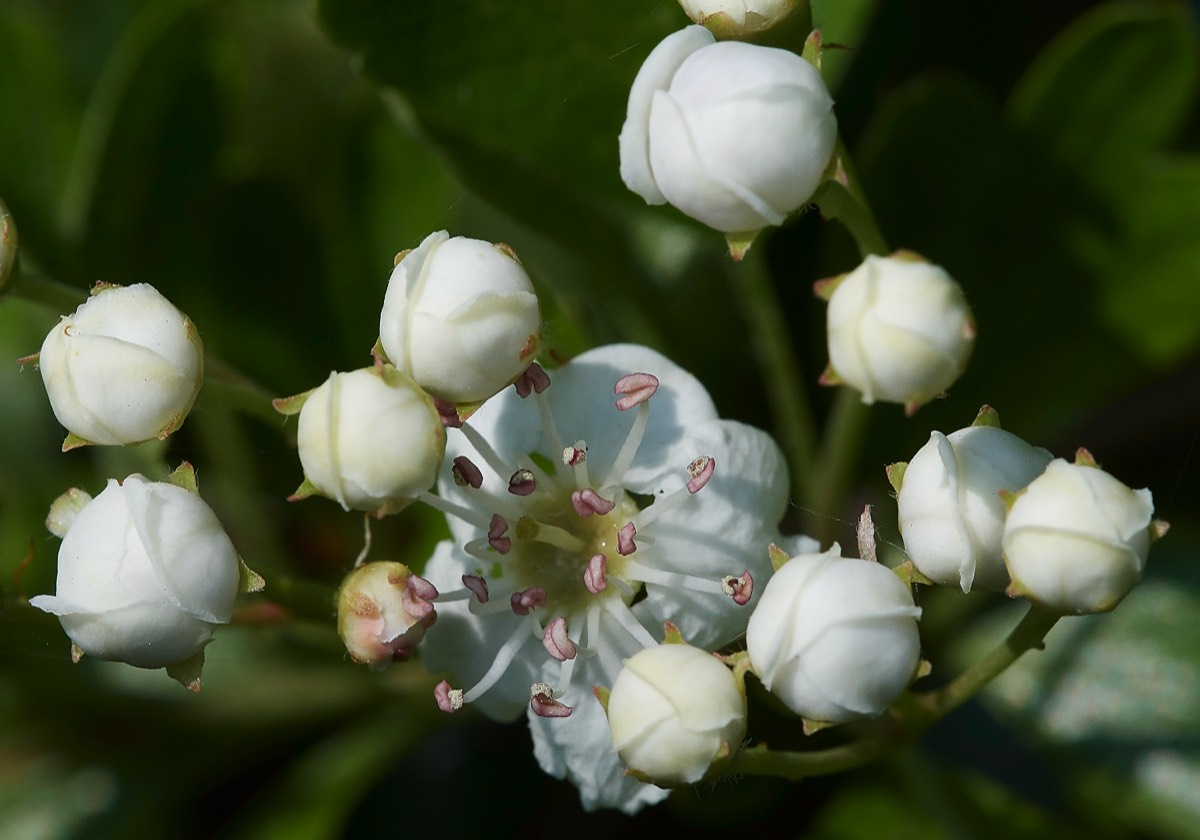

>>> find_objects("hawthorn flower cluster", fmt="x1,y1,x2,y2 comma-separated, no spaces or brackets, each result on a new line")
16,0,1169,819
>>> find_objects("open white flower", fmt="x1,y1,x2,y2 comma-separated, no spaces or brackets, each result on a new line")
417,344,811,812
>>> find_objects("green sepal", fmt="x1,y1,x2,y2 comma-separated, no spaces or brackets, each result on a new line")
817,364,844,387
767,543,790,572
812,274,845,300
801,28,822,71
893,559,935,587
287,477,320,502
15,352,38,366
915,659,933,681
70,643,84,664
1150,519,1170,543
370,336,390,366
971,405,1002,428
61,432,95,452
662,621,685,645
725,230,759,262
164,461,200,494
1074,447,1100,467
802,717,836,736
46,487,93,539
372,496,412,519
885,462,907,495
272,386,317,416
238,557,266,593
88,280,123,296
165,648,206,692
592,684,611,716
997,487,1021,511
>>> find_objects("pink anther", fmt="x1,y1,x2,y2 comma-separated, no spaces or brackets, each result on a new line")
432,398,462,429
530,685,574,718
514,363,551,398
402,574,439,620
686,455,715,494
542,617,577,661
584,554,608,594
562,442,587,466
617,521,637,556
434,680,463,713
722,571,754,606
461,574,490,604
510,587,547,616
508,469,536,496
614,372,660,411
571,488,616,517
488,514,511,555
452,456,483,489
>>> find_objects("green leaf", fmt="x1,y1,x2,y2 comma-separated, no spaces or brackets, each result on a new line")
1008,2,1200,194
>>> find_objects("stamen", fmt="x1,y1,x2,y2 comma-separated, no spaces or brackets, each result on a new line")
614,372,659,411
532,389,566,474
563,439,590,488
602,597,658,649
531,683,573,718
721,571,754,606
488,514,511,555
433,398,463,429
510,586,547,615
584,553,608,594
621,558,726,595
617,521,637,556
434,680,464,713
459,422,516,479
515,516,587,552
452,456,484,489
402,574,439,620
418,492,492,531
542,616,577,661
571,488,615,517
686,455,715,493
602,401,651,490
632,455,716,530
508,469,537,496
463,574,489,604
514,363,551,397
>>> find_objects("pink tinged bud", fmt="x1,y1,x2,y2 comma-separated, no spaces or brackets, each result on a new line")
562,442,587,466
435,680,464,713
542,616,577,661
514,363,551,398
508,469,537,496
531,683,574,718
452,456,484,489
614,372,660,410
511,587,547,616
462,574,490,604
686,455,715,493
488,514,511,554
617,521,638,556
433,397,462,429
584,554,608,594
571,488,616,517
722,571,754,606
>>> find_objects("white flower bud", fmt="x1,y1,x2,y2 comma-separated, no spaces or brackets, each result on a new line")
1003,457,1155,614
379,231,541,404
678,0,797,36
896,422,1052,592
293,366,445,515
337,562,438,671
619,26,837,238
0,199,17,294
746,545,922,723
607,643,746,786
29,474,240,670
822,252,974,411
36,283,203,448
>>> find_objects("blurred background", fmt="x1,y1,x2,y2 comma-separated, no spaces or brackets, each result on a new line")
1,0,1198,836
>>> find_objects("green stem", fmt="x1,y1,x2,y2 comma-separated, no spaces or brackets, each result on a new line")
743,602,1062,779
729,246,818,501
810,388,871,545
914,603,1062,721
815,139,889,259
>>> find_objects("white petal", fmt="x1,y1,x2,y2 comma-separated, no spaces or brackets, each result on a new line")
619,25,714,205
